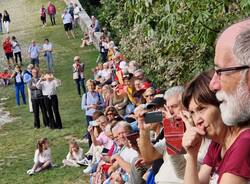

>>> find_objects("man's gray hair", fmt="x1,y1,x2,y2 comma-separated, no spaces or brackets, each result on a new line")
164,86,184,100
233,29,250,66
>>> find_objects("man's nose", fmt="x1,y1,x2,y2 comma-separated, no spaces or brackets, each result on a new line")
209,72,221,92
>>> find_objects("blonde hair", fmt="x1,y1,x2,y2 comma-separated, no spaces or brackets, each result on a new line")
69,140,79,153
86,79,96,87
143,87,155,98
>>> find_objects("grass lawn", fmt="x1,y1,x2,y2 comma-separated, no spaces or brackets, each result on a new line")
0,0,98,183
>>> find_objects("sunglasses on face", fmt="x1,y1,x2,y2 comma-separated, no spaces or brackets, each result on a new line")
107,113,114,116
145,94,155,98
111,84,117,88
215,65,249,76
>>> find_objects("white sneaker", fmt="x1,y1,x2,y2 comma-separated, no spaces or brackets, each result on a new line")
78,157,90,166
26,169,34,175
83,164,93,174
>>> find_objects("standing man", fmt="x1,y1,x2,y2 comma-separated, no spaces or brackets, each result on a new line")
61,9,75,39
47,1,56,26
28,40,40,67
28,68,49,129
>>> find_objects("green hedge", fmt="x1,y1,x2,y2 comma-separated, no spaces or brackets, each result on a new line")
80,0,250,87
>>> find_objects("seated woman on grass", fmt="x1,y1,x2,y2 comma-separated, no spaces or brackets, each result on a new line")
27,138,52,175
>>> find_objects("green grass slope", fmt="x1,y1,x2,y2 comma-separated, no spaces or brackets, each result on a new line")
0,0,97,183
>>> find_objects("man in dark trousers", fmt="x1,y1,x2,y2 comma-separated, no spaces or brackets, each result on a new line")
47,1,56,25
28,68,49,128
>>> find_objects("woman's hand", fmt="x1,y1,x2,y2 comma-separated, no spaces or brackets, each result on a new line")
87,126,94,135
182,115,205,157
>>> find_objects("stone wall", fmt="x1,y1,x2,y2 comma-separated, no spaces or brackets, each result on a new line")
64,0,101,50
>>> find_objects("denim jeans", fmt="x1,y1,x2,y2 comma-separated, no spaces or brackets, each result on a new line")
44,51,53,72
74,78,86,96
15,84,26,105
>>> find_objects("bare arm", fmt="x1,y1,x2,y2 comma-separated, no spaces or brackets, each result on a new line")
138,128,163,162
88,127,103,146
220,173,248,184
113,155,131,173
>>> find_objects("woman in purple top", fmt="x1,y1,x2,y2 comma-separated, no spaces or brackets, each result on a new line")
182,70,250,184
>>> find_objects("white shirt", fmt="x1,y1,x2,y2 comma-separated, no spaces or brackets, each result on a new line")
101,69,111,80
12,41,21,53
43,43,53,52
154,139,184,184
154,139,210,184
66,148,83,162
119,146,138,164
36,79,61,96
15,73,22,83
62,13,72,24
34,148,52,163
73,6,80,19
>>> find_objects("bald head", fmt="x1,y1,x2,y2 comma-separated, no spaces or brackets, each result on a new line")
210,19,250,126
216,20,250,66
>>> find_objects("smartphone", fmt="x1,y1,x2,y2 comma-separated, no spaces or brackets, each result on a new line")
144,111,163,124
163,117,186,155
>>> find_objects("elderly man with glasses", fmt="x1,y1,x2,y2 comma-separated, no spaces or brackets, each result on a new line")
210,20,250,126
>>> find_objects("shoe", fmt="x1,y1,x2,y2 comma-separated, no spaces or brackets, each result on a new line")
78,157,91,166
83,164,93,174
27,169,34,175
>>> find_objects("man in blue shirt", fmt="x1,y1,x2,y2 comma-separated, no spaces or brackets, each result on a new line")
28,40,40,67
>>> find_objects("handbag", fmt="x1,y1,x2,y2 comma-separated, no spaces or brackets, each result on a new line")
73,72,79,79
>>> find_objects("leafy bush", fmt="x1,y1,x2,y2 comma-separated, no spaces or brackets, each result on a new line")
81,0,250,87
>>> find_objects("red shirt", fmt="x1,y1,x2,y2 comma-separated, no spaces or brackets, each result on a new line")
203,129,250,183
47,4,56,15
3,41,12,54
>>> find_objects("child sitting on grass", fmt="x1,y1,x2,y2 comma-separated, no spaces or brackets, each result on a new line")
80,32,90,48
27,138,52,175
62,140,84,167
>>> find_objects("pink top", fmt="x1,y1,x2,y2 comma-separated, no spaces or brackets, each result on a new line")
203,129,250,183
96,132,113,150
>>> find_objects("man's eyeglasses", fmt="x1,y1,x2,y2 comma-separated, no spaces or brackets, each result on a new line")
215,65,250,76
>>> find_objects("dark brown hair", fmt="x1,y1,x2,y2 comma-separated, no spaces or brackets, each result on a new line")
92,110,104,120
182,70,220,110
